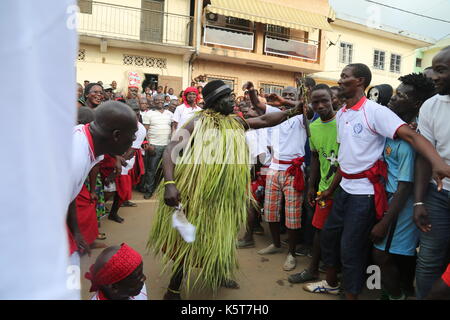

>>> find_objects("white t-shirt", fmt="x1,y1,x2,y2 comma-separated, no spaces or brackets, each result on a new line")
1,0,79,300
144,110,173,146
245,129,272,166
418,94,450,191
264,105,307,171
173,103,202,130
70,125,104,202
90,283,148,300
336,97,405,194
166,94,178,100
132,122,147,149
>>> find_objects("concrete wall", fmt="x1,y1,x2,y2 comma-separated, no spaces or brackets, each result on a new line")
313,23,420,88
78,0,192,46
77,44,188,92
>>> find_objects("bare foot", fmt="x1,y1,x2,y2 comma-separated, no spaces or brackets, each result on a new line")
221,279,240,289
90,241,108,249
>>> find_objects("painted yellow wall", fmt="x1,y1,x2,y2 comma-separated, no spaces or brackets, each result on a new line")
193,59,296,96
76,44,189,91
421,38,450,68
313,23,420,88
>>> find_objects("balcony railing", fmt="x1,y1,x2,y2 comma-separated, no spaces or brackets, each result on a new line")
77,1,193,47
203,25,254,51
264,34,318,61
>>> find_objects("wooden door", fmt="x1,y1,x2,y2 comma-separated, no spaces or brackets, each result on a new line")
140,0,164,42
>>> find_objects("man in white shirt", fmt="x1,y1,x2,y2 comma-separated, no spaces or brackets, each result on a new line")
142,94,174,199
307,63,450,300
414,46,450,299
172,87,201,131
244,82,312,272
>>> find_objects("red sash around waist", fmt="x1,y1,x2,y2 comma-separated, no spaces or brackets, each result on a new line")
272,156,305,191
339,160,388,220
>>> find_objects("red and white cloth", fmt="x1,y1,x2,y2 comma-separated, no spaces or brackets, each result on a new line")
70,124,104,202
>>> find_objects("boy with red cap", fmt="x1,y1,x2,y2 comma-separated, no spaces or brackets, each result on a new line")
85,243,147,300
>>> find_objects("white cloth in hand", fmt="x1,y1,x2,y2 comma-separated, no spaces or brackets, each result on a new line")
172,204,196,243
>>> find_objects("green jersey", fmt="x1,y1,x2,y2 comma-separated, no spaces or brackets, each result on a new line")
309,117,339,192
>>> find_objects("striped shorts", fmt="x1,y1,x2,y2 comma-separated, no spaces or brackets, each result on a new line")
264,169,303,229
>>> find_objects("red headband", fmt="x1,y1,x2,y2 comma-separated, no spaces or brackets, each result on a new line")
85,243,142,292
182,87,200,107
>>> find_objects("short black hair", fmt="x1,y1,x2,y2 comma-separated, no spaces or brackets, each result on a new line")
398,73,435,104
305,77,316,88
347,63,372,89
84,82,103,98
330,86,340,91
77,106,95,124
311,83,332,98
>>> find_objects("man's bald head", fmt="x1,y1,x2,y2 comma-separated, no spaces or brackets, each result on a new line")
91,101,138,156
431,46,450,95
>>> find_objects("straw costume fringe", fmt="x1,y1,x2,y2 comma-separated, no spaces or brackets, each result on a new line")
148,110,251,296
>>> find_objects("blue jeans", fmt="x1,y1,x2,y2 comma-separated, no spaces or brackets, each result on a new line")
415,183,450,299
321,188,376,295
142,145,166,195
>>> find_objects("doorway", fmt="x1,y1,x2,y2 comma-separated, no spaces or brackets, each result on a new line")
142,74,159,92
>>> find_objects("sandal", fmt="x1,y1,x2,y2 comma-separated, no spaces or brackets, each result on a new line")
96,232,107,240
121,201,137,207
288,269,318,284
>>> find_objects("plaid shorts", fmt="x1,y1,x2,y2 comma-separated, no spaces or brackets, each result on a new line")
264,169,303,229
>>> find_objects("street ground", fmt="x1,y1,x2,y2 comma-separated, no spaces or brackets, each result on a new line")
80,191,381,300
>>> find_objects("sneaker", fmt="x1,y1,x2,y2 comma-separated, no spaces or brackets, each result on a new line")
237,239,255,249
288,269,318,284
295,246,312,258
283,254,297,271
257,244,283,255
303,280,340,295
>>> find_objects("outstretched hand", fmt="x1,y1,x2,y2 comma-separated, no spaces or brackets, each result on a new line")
266,93,286,107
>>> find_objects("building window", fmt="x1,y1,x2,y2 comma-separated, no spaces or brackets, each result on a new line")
225,17,251,31
416,58,422,68
373,50,385,70
207,76,235,92
390,54,401,73
78,0,92,14
266,24,290,39
339,42,353,64
260,83,285,96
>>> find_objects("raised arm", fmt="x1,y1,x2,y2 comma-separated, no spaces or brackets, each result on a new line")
243,81,266,113
245,105,303,129
396,125,450,191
